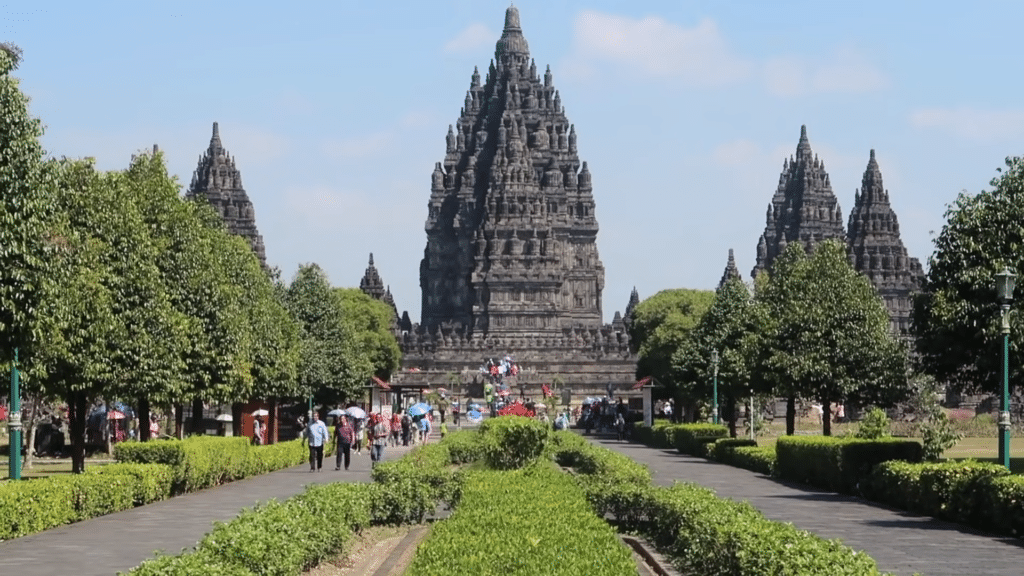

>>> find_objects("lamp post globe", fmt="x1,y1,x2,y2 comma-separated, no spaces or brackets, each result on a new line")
996,267,1016,470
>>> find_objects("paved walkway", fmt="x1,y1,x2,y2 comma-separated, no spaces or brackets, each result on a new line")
588,434,1024,576
0,442,418,576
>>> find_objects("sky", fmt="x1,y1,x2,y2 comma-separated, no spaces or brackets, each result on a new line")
6,1,1024,324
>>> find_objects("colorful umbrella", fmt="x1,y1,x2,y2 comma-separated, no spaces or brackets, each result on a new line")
345,406,367,420
327,408,345,417
251,409,269,417
407,403,431,417
107,410,126,420
467,410,483,423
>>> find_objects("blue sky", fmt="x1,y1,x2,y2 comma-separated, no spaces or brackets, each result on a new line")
7,1,1024,323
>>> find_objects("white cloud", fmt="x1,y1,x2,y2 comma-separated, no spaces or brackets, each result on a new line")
764,49,887,97
910,107,1024,141
323,131,393,160
568,11,751,85
444,23,495,54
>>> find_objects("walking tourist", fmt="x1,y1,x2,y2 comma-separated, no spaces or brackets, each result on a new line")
390,411,402,446
252,416,264,445
420,414,432,444
401,412,412,446
305,412,329,472
334,414,354,471
369,413,390,468
353,415,365,455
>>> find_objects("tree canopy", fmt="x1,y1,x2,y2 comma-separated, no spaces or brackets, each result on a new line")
913,156,1024,397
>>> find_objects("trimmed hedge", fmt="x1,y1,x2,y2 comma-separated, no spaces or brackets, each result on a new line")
865,460,1014,530
371,441,463,510
407,463,638,575
775,436,922,494
442,429,486,464
0,463,173,540
478,415,549,469
726,445,776,475
551,436,888,574
115,437,313,493
708,438,757,462
672,424,729,456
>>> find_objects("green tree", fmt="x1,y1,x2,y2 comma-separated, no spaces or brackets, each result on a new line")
913,156,1024,398
754,240,908,435
686,277,759,436
0,44,58,364
335,288,401,383
628,288,715,420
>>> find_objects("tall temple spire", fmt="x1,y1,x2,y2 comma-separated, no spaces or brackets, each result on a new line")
623,287,640,330
751,125,845,278
718,248,742,290
846,149,924,335
359,253,399,324
420,6,604,336
186,122,267,268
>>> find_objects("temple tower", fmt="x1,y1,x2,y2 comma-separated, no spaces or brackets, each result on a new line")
359,253,399,323
846,150,924,334
420,5,605,337
718,248,742,289
186,122,267,267
752,125,846,278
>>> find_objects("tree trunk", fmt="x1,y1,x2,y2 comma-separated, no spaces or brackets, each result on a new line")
22,399,37,470
785,394,796,436
822,395,832,437
191,397,205,435
138,397,151,442
726,393,737,438
174,404,184,439
68,391,88,474
232,402,244,438
268,398,278,444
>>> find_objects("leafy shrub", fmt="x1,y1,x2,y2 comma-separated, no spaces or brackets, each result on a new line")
645,483,886,575
370,478,437,525
921,411,963,460
730,445,776,475
371,443,463,508
88,463,174,505
407,464,637,575
866,459,1010,527
708,438,757,462
775,436,922,494
0,477,77,539
478,415,549,470
855,408,891,439
441,430,485,464
671,424,728,455
980,474,1024,537
69,473,137,520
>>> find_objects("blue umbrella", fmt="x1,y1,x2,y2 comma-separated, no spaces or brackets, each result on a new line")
467,409,482,420
407,403,432,417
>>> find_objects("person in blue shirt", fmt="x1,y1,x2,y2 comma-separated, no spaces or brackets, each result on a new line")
305,412,329,472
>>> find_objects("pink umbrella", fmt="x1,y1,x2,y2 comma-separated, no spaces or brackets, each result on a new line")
107,410,126,420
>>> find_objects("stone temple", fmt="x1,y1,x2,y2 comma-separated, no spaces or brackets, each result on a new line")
371,6,637,397
751,126,923,335
185,122,268,268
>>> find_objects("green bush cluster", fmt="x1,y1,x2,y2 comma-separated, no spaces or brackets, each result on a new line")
726,445,776,475
407,464,637,575
371,441,463,511
126,482,374,576
775,436,922,494
442,429,486,464
115,437,312,493
550,436,887,574
478,415,550,469
671,424,729,456
644,483,885,575
865,459,1021,533
708,438,757,461
0,463,172,540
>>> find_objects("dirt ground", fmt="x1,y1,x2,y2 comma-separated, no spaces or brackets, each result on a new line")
303,523,429,576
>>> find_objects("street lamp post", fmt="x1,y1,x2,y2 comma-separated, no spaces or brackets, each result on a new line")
711,349,720,425
8,348,21,481
996,268,1016,470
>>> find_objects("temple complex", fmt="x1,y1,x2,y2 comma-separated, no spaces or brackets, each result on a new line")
185,122,268,268
846,150,924,334
358,253,399,323
391,6,637,397
750,127,923,335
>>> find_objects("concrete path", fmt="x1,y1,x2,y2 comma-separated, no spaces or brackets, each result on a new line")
587,434,1024,576
0,442,418,576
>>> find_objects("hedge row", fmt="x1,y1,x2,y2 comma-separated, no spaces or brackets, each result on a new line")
115,436,316,493
125,435,469,575
407,463,638,575
865,459,1024,537
550,436,890,575
0,463,172,540
775,436,922,494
